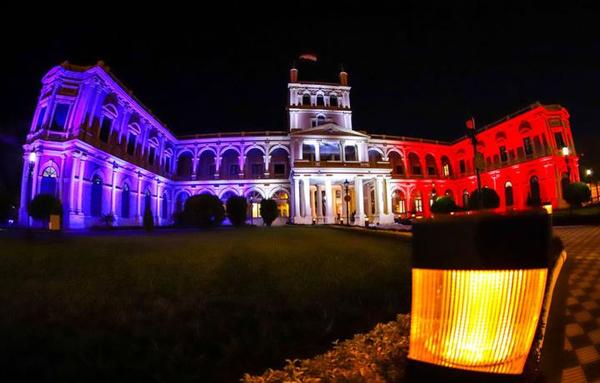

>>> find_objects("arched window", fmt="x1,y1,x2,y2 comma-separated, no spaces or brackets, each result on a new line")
272,190,289,218
505,181,514,207
344,145,357,162
302,144,315,161
91,175,103,217
388,151,404,176
302,93,311,106
121,184,130,218
176,152,194,178
99,116,112,143
425,154,437,176
529,176,541,206
316,114,326,126
441,156,452,177
408,153,421,176
247,190,263,219
392,190,406,214
40,167,58,196
161,193,169,219
316,94,324,106
462,189,469,208
412,191,423,214
144,190,152,215
329,94,338,107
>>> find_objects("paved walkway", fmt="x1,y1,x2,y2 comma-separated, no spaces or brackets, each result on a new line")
556,226,600,383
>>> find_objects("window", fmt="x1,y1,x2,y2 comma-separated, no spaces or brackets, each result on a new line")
144,191,152,214
554,132,565,149
414,197,423,213
164,157,171,173
330,95,338,107
344,145,357,161
529,176,541,205
274,163,285,176
302,144,315,161
462,190,469,208
51,103,70,131
319,142,341,161
121,184,130,218
315,115,326,126
500,146,508,162
148,147,156,165
230,164,240,176
523,137,533,156
91,175,103,217
247,191,263,218
505,182,514,207
99,117,112,143
442,163,450,177
127,133,136,155
36,107,46,130
302,93,311,105
459,159,466,174
40,167,58,195
316,94,324,106
251,163,263,176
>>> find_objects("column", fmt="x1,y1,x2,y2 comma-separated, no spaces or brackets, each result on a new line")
302,177,311,219
137,173,142,224
263,154,271,178
238,154,245,177
77,155,87,213
354,177,365,225
316,184,323,222
215,156,222,178
324,178,334,223
381,178,395,224
309,185,315,219
375,178,384,221
192,153,199,180
293,177,301,223
156,180,161,224
110,164,117,214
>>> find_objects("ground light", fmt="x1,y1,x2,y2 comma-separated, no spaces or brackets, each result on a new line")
407,212,554,382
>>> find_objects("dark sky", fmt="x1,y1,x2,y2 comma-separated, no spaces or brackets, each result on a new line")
2,6,600,194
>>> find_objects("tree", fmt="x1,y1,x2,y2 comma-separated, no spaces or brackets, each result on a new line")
226,196,247,227
563,182,591,208
28,194,62,227
467,188,500,210
260,199,279,226
143,208,154,232
431,196,458,214
181,194,225,228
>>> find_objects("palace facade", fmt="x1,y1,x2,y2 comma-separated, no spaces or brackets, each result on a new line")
20,62,579,228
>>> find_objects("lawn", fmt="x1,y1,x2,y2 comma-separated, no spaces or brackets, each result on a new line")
0,226,411,382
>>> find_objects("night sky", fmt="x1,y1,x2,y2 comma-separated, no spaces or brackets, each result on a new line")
2,6,600,198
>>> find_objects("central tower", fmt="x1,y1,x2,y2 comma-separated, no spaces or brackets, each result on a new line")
287,64,353,131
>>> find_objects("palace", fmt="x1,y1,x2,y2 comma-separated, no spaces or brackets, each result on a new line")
20,61,579,228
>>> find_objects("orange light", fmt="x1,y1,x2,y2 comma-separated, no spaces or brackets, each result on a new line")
542,204,553,215
408,268,547,374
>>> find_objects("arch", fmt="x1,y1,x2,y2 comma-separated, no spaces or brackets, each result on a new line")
441,156,452,177
121,183,130,218
270,147,289,177
245,147,264,178
392,189,406,214
40,166,58,196
368,148,384,163
528,175,541,206
268,144,290,155
519,120,533,134
425,154,437,176
197,150,216,180
102,103,118,118
90,174,103,217
246,189,264,219
505,181,514,207
220,189,239,203
302,93,311,106
271,189,290,218
176,151,194,178
220,148,240,179
161,193,169,220
408,152,421,176
128,122,141,135
388,151,404,176
329,93,338,107
316,93,325,106
175,190,191,213
197,146,217,157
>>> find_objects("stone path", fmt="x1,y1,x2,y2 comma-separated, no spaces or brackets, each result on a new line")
556,226,600,383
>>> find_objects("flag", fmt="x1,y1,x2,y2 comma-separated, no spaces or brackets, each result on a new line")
465,117,475,130
299,53,318,62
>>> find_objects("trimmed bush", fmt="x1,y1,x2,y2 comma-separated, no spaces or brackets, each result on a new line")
467,187,500,210
28,194,62,226
260,199,279,226
143,208,154,232
182,194,225,228
226,196,248,227
564,182,591,208
430,196,458,214
100,213,115,228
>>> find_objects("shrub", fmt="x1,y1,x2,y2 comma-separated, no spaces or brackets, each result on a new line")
143,208,154,232
226,196,248,227
28,194,62,226
563,182,591,208
260,199,279,226
467,187,500,210
430,196,458,214
182,194,225,228
100,213,115,228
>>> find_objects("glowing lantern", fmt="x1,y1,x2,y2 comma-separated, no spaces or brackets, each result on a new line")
542,203,553,215
408,212,551,378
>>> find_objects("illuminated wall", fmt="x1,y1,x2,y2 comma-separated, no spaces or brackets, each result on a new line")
19,62,579,228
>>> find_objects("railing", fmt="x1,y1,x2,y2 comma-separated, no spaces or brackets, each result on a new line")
293,160,393,169
177,131,288,140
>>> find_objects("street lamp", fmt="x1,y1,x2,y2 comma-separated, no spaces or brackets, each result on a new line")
586,169,598,203
26,152,37,231
562,146,570,181
343,179,350,225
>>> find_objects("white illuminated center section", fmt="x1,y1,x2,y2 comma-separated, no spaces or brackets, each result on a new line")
409,268,547,374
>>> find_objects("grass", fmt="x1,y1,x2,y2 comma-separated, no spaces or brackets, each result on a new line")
0,226,411,382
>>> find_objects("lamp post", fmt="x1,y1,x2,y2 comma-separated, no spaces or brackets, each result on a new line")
586,169,598,203
466,118,483,210
343,179,350,226
562,146,570,181
26,152,37,232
